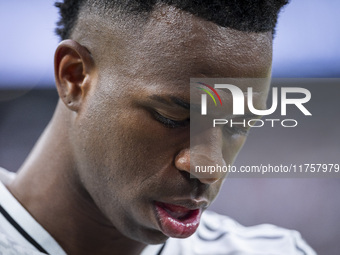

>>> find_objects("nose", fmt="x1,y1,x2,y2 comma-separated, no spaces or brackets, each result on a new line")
175,128,226,184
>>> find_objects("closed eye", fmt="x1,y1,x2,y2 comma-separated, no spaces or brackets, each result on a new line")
153,111,189,128
223,118,253,136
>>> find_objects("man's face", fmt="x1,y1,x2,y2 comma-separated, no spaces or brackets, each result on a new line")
70,5,272,243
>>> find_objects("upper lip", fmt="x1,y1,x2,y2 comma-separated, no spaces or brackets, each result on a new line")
155,198,209,211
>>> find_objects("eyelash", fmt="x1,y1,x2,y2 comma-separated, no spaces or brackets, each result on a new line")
153,111,189,128
153,111,250,136
224,126,250,136
223,122,251,136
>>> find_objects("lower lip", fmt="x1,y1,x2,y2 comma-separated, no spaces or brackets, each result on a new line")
154,202,201,238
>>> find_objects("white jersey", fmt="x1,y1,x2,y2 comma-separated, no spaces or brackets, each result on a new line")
0,168,316,255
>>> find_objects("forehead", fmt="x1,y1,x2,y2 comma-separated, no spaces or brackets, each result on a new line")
76,4,272,87
136,5,272,76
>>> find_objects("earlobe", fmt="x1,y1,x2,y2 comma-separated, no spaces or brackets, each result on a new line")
54,39,95,112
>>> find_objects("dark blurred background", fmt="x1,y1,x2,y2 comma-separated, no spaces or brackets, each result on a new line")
1,1,339,254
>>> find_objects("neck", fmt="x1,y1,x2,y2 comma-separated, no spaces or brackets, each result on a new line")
7,101,146,255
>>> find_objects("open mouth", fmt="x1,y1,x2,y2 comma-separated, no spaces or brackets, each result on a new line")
154,201,201,238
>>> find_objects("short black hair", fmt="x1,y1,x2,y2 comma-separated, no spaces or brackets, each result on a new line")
55,0,288,40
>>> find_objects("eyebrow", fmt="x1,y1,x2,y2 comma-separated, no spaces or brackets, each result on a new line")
149,95,190,110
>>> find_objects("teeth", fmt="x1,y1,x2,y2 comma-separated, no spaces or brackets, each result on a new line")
162,203,191,219
168,210,188,219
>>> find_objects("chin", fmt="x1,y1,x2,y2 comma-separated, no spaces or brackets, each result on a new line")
132,228,170,245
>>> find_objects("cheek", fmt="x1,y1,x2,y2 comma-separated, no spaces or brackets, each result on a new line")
72,99,183,192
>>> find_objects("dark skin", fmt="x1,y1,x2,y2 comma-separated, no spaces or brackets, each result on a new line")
6,4,272,255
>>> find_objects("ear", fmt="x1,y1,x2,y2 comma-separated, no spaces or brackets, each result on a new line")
54,39,95,112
